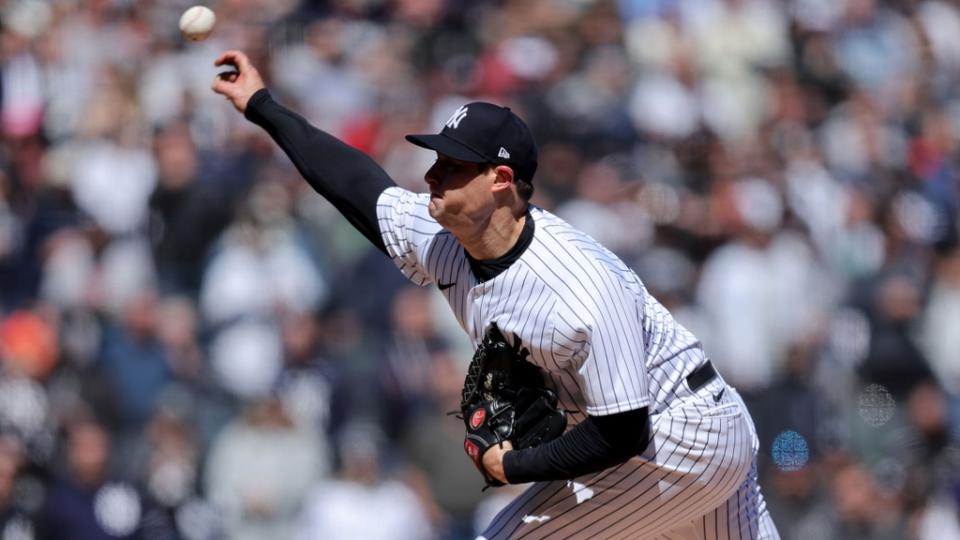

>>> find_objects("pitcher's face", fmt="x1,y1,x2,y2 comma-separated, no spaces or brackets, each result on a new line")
424,154,496,227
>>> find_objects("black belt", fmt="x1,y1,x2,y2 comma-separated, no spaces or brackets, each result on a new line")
686,361,718,392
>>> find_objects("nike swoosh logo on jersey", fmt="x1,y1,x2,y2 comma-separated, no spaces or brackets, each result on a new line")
521,515,551,523
713,388,725,403
438,281,456,290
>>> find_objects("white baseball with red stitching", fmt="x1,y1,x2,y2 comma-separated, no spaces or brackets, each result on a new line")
179,6,215,41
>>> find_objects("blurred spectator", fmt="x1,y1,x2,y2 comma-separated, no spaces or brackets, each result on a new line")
854,269,935,400
0,436,34,539
40,419,144,540
93,290,173,449
269,17,378,137
696,177,826,392
763,465,829,540
38,227,97,312
919,241,960,395
69,66,157,237
0,308,59,380
0,372,50,459
140,410,199,508
148,121,239,296
208,320,284,401
554,157,652,257
752,342,831,468
298,421,434,540
205,395,328,540
199,178,328,326
898,383,959,502
402,350,486,539
831,0,919,96
323,245,415,339
276,310,344,434
380,285,453,439
826,460,906,540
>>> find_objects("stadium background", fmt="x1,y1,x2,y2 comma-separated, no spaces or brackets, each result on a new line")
0,0,957,538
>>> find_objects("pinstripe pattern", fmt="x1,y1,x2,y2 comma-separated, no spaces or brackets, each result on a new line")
475,384,777,539
376,187,779,539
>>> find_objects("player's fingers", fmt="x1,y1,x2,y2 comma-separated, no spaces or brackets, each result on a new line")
213,51,233,67
214,50,252,72
213,50,240,68
211,75,233,95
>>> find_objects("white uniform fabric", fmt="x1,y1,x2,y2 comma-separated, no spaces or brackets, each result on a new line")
376,187,779,539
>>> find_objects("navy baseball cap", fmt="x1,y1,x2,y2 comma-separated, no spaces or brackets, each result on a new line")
406,102,538,182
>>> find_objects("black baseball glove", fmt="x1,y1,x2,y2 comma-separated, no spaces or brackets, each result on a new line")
460,323,567,487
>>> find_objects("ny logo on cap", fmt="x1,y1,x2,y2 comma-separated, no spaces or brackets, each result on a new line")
445,105,468,129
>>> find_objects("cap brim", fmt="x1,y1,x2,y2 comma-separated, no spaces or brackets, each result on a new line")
405,133,487,163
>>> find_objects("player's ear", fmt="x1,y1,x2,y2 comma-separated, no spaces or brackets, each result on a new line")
490,165,515,193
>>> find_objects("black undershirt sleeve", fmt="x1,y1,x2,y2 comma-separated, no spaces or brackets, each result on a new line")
502,407,650,484
244,88,394,254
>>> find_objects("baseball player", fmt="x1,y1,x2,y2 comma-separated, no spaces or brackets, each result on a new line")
212,50,780,539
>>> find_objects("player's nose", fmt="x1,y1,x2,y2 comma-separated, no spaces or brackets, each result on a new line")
424,164,441,188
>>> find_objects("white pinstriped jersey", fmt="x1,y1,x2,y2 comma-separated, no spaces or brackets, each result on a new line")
376,186,779,539
376,187,707,422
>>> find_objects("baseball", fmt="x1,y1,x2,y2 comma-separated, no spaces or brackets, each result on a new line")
179,6,215,41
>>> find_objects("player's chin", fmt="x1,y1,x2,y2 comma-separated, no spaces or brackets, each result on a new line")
427,196,443,217
428,204,456,228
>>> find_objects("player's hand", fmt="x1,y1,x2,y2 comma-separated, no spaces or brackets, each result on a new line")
211,50,265,113
482,440,513,484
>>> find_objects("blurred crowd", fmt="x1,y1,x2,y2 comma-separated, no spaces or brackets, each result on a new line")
0,0,958,538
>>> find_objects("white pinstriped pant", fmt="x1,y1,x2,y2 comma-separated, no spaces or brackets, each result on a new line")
476,379,780,540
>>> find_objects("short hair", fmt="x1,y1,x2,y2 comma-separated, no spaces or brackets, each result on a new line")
480,163,535,202
515,177,534,201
